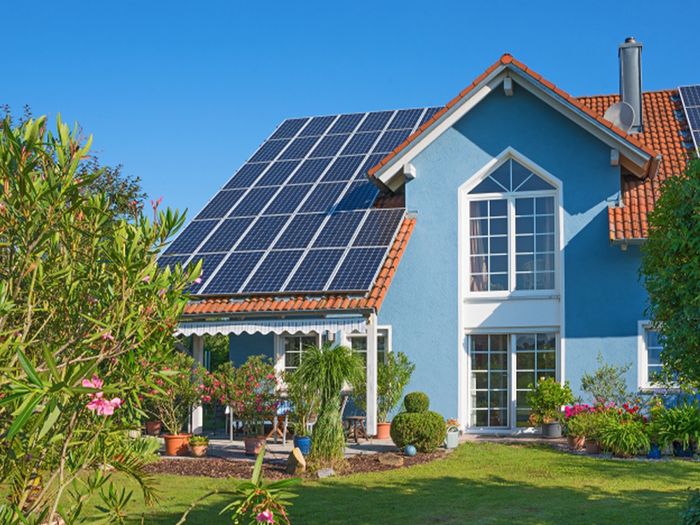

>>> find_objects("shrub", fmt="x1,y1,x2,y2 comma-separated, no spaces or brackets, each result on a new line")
597,417,650,457
390,411,446,452
527,378,574,424
580,353,632,405
404,392,430,413
189,435,209,446
653,403,700,449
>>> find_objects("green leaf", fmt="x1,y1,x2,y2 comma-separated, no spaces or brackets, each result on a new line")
17,350,43,387
7,393,42,439
251,445,265,485
38,403,61,440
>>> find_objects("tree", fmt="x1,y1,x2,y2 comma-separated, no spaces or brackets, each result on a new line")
1,104,146,218
641,159,700,387
0,115,199,524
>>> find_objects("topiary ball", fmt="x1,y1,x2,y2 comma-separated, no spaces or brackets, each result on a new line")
390,410,446,452
404,444,417,457
403,392,430,413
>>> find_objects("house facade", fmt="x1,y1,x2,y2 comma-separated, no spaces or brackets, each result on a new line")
169,39,696,434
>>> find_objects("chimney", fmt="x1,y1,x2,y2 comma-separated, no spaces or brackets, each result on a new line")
618,37,643,133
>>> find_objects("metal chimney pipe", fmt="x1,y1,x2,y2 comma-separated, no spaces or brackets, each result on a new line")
619,37,643,133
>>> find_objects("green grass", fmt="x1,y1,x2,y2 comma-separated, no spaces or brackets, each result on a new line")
89,442,700,524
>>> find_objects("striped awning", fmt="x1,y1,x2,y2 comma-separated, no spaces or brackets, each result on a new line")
175,317,367,337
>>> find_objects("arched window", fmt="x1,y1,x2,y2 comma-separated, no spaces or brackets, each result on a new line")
467,158,557,293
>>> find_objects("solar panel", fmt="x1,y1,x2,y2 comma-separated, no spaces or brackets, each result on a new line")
679,86,700,153
195,190,245,220
420,107,443,125
299,182,347,213
229,187,279,217
265,184,313,214
225,163,268,189
157,254,189,270
203,252,264,294
289,158,332,183
257,160,300,186
164,220,218,255
340,132,380,155
322,155,364,182
249,139,289,163
329,247,387,291
236,215,290,251
170,106,425,297
353,209,404,246
285,249,344,291
270,118,309,140
299,116,336,137
313,211,365,248
335,181,378,211
243,250,304,292
200,217,253,253
358,111,394,132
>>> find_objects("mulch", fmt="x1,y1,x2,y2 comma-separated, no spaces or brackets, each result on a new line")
143,449,448,480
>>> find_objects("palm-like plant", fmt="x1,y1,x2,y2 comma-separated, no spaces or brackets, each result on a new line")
294,342,362,466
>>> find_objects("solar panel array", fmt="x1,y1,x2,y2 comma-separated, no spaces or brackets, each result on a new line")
160,106,441,296
679,85,700,154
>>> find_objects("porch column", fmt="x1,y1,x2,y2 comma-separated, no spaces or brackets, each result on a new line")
191,334,204,435
366,313,378,436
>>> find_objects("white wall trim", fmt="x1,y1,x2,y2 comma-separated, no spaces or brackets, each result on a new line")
637,320,651,389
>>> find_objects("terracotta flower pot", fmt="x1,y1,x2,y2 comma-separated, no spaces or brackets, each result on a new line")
585,439,601,455
567,435,585,450
376,422,391,440
145,420,162,436
190,444,208,458
244,436,265,456
164,434,191,456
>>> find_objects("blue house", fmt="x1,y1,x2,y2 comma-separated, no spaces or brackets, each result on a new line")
165,38,698,434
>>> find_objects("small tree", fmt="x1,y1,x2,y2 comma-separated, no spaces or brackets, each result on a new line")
641,159,700,387
294,343,362,467
580,353,632,405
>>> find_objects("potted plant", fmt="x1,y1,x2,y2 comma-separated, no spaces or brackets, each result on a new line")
150,352,208,456
527,377,574,438
564,404,591,450
445,418,460,449
217,355,279,456
285,370,318,456
654,403,700,457
353,351,415,440
189,435,209,457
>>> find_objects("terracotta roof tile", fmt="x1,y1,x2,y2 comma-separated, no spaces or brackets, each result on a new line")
183,218,416,316
579,90,691,241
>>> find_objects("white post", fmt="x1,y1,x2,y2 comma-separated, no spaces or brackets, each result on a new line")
191,334,204,435
366,313,378,437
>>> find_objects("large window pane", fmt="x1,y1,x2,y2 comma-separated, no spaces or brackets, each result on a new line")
515,196,555,291
469,199,508,292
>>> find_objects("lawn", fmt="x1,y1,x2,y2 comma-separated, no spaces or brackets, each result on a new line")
91,442,700,524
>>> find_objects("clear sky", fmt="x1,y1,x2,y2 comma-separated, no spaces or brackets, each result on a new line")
4,0,699,218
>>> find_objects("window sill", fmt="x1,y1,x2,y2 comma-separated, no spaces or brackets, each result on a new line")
638,385,681,395
464,292,560,303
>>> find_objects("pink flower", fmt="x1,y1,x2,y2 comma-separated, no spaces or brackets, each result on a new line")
256,510,274,523
102,332,115,342
87,397,123,416
194,276,203,285
82,375,104,390
202,395,211,403
142,274,151,283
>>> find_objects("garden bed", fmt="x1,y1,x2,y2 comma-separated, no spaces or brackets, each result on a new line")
143,449,447,479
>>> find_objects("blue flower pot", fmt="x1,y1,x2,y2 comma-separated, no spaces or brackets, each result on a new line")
293,435,312,456
647,444,662,459
673,442,695,458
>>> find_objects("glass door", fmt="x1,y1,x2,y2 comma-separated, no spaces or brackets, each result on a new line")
470,334,509,428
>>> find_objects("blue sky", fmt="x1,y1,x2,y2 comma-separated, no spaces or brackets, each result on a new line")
4,0,699,218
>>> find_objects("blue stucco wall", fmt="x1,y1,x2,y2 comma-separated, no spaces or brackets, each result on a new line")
228,333,275,365
379,84,647,418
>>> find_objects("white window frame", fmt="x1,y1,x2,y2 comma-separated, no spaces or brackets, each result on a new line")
462,150,562,300
274,332,321,377
637,320,673,391
347,326,392,366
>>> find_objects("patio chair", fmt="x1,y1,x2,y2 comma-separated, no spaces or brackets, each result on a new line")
267,399,293,445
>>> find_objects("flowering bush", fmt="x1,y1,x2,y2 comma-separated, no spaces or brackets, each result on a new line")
148,352,211,435
527,377,574,425
211,356,279,437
